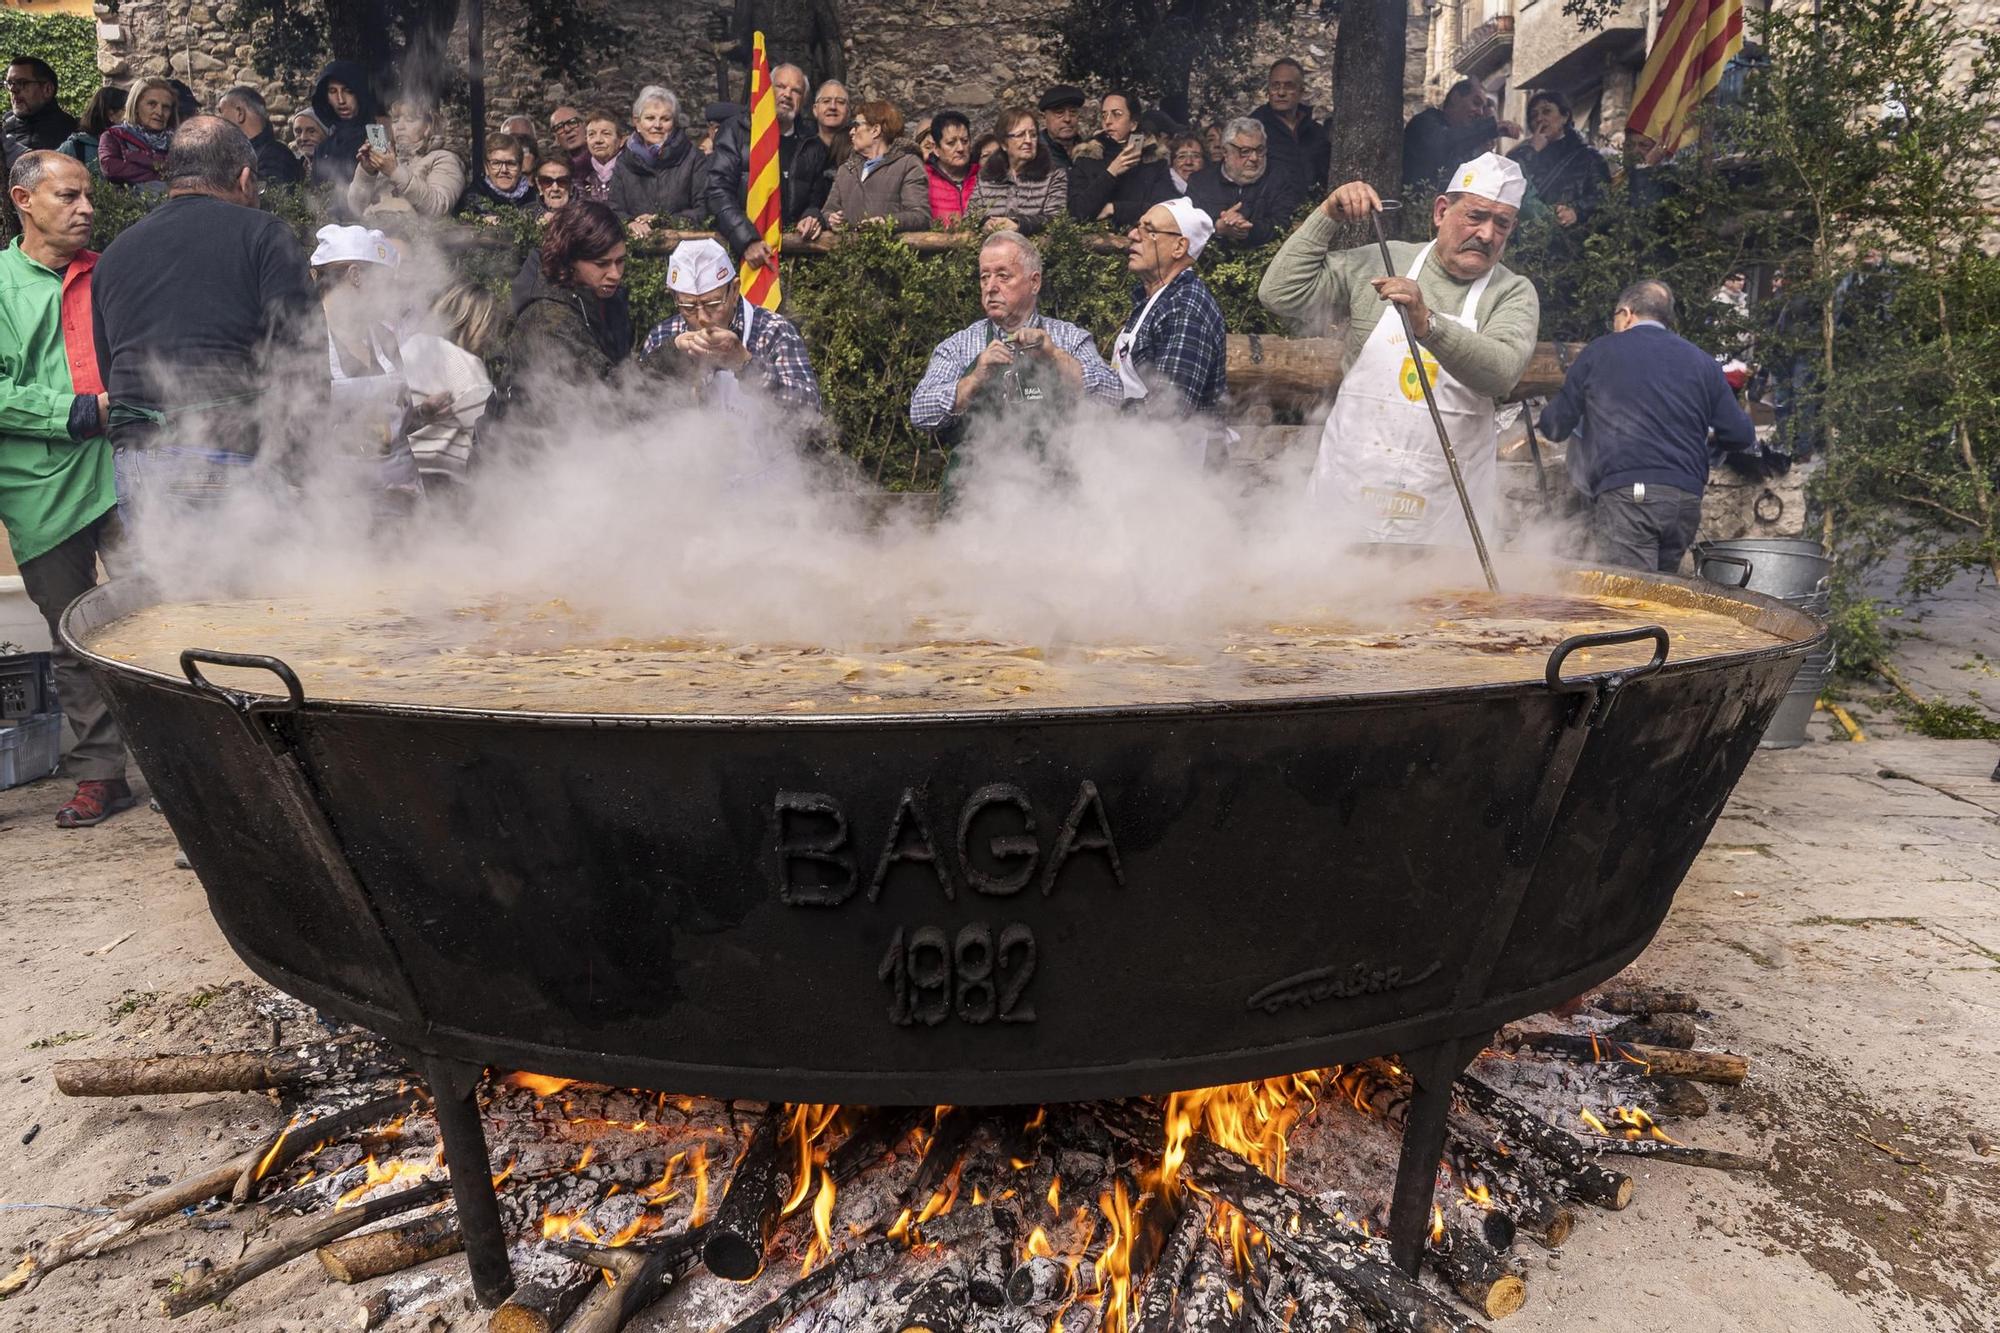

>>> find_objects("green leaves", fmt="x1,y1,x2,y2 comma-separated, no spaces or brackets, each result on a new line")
0,12,100,116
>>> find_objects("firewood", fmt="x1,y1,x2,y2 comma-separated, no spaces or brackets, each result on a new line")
968,1242,1011,1308
911,1203,1015,1250
1132,1195,1209,1333
1446,1128,1578,1249
161,1179,449,1316
54,1039,404,1097
1607,1013,1702,1049
545,1232,704,1333
827,1106,924,1184
1336,1064,1515,1251
352,1290,393,1329
0,1090,424,1295
1645,1078,1712,1120
1427,1223,1527,1320
703,1110,790,1281
899,1255,971,1333
722,1237,903,1333
487,1272,596,1333
1284,1269,1369,1333
317,1211,462,1282
1588,986,1701,1016
1172,1242,1242,1333
1505,1031,1748,1085
901,1107,978,1213
1455,1077,1634,1211
1090,1106,1478,1333
1587,1140,1774,1172
1006,1254,1072,1307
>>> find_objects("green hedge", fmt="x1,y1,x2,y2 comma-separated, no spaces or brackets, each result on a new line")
0,12,101,116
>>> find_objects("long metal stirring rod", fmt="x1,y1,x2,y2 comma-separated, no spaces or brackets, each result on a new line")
1369,202,1501,593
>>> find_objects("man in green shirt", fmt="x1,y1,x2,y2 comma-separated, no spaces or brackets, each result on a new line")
1,151,132,827
1259,152,1540,548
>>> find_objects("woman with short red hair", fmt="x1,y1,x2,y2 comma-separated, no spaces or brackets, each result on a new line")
798,99,929,237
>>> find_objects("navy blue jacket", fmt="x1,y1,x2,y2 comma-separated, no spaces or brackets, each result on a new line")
1538,322,1756,497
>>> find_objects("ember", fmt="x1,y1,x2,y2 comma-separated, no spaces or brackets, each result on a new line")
3,981,1769,1331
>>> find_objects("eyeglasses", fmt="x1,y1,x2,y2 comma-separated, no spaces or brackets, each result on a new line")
1136,222,1183,240
487,158,520,170
1005,128,1038,141
815,95,847,106
536,174,571,188
7,78,51,91
550,116,582,132
1226,143,1265,157
674,295,734,317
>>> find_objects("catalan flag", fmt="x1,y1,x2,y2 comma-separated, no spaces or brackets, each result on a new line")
1627,0,1745,153
740,31,783,311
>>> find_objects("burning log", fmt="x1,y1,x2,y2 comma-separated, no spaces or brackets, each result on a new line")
54,1040,404,1097
1427,1224,1527,1321
1644,1078,1711,1120
722,1237,903,1333
1504,1031,1748,1086
1099,1117,1479,1333
1446,1132,1577,1249
1588,986,1700,1016
317,1211,462,1282
161,1179,450,1317
1172,1242,1243,1333
902,1107,978,1212
1006,1255,1072,1307
898,1255,971,1333
703,1111,789,1281
968,1242,1011,1308
1132,1195,1210,1333
1588,1140,1774,1172
1606,1013,1702,1049
545,1231,705,1333
488,1272,595,1333
0,1090,425,1295
828,1106,924,1184
1455,1077,1634,1211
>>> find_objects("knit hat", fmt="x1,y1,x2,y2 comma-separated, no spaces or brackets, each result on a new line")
666,237,737,296
309,224,398,269
1159,198,1214,258
1446,151,1527,209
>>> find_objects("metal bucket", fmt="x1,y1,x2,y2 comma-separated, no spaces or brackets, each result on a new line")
1695,539,1833,602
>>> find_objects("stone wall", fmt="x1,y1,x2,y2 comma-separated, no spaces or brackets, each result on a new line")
92,0,1424,161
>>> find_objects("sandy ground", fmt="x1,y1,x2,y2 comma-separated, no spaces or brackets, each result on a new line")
0,732,1996,1332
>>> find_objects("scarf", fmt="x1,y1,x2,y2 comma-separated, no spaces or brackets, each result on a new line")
593,155,617,187
485,174,534,202
125,123,175,154
624,131,676,168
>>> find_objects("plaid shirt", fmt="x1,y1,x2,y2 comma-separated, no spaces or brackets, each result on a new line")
641,299,822,414
1118,267,1227,413
908,312,1121,432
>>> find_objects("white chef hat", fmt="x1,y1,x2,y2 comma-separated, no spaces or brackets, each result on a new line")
1446,151,1527,209
666,237,738,297
310,224,398,269
1159,197,1214,259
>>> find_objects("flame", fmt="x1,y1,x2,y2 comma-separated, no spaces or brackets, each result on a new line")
687,1146,712,1226
504,1071,576,1097
1047,1174,1062,1211
972,1185,987,1206
888,1208,914,1243
1226,1289,1243,1314
491,1158,517,1190
808,1169,837,1267
571,1144,596,1173
1159,1072,1323,1197
1027,1226,1055,1259
1025,1108,1047,1131
640,1150,685,1205
916,1160,965,1226
780,1104,842,1216
1613,1105,1679,1145
253,1117,300,1184
1578,1108,1612,1136
1092,1179,1139,1333
1463,1181,1493,1209
1429,1204,1445,1245
336,1154,434,1209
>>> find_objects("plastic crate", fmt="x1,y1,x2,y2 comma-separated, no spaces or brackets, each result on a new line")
0,652,56,720
0,713,61,789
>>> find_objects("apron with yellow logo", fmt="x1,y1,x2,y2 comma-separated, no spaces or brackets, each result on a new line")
1307,242,1498,546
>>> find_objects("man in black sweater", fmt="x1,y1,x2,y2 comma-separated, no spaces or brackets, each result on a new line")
216,86,306,186
1185,116,1304,248
3,57,77,153
1402,78,1522,204
1538,279,1756,572
1249,58,1330,197
93,117,320,496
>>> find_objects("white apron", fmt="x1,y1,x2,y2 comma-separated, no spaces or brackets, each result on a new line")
1112,278,1228,468
1308,243,1498,546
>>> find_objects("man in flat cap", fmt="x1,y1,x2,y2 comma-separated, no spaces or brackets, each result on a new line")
640,237,821,417
1259,152,1539,546
1037,85,1085,171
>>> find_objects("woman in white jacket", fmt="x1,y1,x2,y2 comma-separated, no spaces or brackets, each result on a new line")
348,98,466,220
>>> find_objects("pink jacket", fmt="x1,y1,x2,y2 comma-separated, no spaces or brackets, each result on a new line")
924,157,977,224
99,125,170,184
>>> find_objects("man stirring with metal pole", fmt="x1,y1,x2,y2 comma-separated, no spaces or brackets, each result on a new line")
1259,153,1539,573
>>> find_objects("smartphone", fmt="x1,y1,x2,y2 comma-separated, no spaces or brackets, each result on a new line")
365,123,390,154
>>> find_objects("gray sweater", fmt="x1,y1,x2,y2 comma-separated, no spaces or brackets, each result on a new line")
1257,209,1539,400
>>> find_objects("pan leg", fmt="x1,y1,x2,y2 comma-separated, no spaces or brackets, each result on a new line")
1387,1035,1485,1277
422,1056,515,1307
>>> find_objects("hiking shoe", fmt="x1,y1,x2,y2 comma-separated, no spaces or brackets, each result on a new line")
56,779,137,829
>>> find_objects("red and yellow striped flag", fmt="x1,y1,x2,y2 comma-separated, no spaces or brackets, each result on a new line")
740,31,783,310
1627,0,1745,152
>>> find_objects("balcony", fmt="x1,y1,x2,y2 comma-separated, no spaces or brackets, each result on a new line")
1454,14,1516,76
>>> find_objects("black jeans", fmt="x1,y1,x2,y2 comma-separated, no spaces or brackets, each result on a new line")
1591,482,1704,573
17,510,128,783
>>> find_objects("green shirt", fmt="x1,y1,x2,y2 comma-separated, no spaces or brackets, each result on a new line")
1256,209,1541,401
0,238,113,565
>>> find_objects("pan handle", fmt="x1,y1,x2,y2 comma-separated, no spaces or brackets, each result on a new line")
1699,553,1755,588
1545,625,1670,695
180,649,307,710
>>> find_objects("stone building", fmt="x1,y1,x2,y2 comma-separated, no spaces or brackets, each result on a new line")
90,0,1424,160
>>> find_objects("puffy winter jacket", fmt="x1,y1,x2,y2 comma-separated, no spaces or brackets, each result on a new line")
924,156,977,224
607,132,705,226
1066,133,1176,228
817,144,930,232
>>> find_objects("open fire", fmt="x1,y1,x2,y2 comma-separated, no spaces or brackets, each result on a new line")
0,982,1768,1332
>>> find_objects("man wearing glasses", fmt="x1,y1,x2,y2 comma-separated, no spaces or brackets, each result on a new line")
1112,199,1227,418
547,105,588,173
1185,117,1304,248
639,237,821,415
5,58,78,155
707,63,831,269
